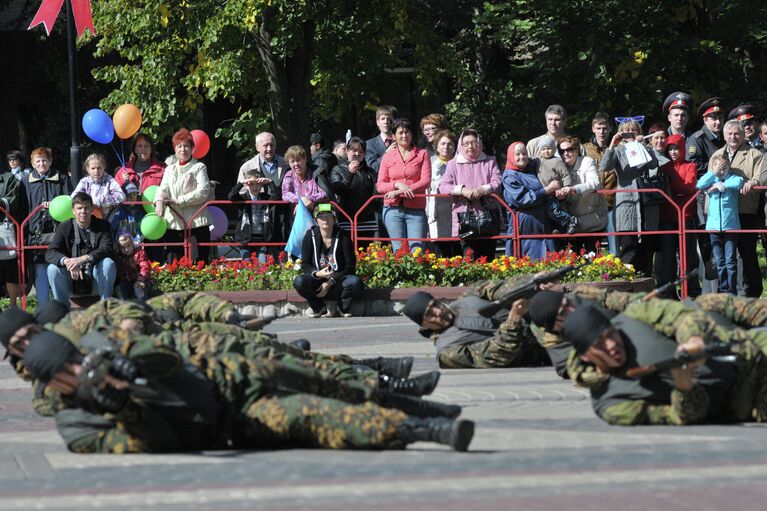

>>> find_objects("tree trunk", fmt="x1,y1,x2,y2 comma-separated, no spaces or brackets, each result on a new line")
254,8,315,150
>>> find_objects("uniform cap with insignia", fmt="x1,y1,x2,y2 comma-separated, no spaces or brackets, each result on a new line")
728,104,758,124
698,97,724,119
662,92,693,114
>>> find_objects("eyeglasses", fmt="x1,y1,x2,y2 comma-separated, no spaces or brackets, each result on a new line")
559,147,577,153
462,140,479,147
422,126,437,133
614,115,645,126
7,157,18,162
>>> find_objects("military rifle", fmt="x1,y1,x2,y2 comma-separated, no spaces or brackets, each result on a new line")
476,261,589,317
77,346,146,412
640,269,699,302
624,341,734,379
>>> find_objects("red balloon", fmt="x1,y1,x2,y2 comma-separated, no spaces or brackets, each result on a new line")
191,129,211,159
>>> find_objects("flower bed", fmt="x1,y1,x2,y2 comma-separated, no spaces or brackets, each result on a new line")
151,243,637,293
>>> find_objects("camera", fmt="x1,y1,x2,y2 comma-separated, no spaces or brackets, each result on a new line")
81,262,94,280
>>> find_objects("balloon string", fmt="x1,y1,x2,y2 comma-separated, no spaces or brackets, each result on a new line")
120,139,125,168
110,141,125,168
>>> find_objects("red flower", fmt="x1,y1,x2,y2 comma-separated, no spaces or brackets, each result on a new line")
278,251,287,263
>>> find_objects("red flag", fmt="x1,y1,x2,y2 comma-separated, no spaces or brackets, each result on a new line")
28,0,96,37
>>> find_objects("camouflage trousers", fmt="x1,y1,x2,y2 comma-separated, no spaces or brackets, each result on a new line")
202,353,407,449
725,329,767,422
176,324,378,388
437,338,522,369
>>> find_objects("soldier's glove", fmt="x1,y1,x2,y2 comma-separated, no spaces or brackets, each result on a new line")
78,347,139,414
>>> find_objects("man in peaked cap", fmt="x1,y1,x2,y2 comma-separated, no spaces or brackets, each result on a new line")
686,97,726,285
663,92,694,138
729,104,763,151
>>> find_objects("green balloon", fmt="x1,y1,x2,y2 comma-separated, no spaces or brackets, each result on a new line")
49,195,74,222
140,213,167,240
142,185,159,214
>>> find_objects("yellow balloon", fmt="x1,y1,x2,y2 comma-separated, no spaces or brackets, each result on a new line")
113,104,142,139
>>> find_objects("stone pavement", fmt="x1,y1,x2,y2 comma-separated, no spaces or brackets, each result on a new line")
1,316,766,510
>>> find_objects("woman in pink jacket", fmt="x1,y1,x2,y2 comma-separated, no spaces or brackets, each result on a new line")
439,129,502,260
376,118,431,252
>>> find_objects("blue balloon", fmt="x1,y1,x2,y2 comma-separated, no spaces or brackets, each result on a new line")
82,109,114,144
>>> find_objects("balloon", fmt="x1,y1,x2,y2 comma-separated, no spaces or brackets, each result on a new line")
113,104,142,139
140,213,167,240
82,109,114,144
49,195,74,222
142,185,159,213
208,206,228,240
191,129,211,159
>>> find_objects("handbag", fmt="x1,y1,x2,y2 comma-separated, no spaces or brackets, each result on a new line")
636,169,670,206
0,219,17,260
29,213,57,247
457,198,501,240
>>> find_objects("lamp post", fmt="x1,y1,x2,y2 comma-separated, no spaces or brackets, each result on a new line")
66,0,81,185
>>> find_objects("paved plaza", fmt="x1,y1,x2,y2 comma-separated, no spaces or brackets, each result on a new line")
1,316,766,510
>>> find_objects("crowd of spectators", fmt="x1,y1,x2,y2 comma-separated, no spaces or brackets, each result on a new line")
3,92,767,305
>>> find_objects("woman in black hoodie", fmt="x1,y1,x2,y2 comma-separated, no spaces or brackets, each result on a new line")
292,203,362,317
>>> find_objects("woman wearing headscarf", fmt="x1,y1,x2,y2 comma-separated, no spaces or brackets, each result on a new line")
501,142,557,259
439,129,502,260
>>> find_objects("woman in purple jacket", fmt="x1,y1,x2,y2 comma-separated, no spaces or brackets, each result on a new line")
438,129,502,260
281,146,327,215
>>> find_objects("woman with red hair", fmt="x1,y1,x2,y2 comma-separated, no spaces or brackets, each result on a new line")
501,141,557,259
153,128,213,263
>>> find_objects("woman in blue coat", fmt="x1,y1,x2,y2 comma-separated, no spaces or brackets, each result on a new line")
502,142,557,259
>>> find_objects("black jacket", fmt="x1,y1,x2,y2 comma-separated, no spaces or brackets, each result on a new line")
310,154,337,203
45,217,114,266
330,161,378,221
300,225,356,281
227,182,271,244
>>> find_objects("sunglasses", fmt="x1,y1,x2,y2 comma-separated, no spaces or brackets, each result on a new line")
614,115,645,126
559,147,577,153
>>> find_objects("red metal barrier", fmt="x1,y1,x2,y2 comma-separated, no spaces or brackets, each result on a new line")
7,185,767,310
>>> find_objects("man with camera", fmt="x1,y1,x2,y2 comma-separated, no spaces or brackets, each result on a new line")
45,192,116,304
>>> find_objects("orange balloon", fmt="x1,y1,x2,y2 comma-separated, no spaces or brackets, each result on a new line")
113,104,142,139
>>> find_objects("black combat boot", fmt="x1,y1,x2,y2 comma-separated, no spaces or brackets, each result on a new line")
381,394,461,419
396,417,474,452
379,370,440,396
354,356,414,378
288,339,312,351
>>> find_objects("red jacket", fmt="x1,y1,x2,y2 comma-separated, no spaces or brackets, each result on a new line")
116,247,152,285
116,157,167,194
660,159,697,223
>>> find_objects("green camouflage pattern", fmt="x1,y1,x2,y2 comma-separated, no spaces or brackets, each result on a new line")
436,318,527,369
695,294,767,328
146,291,237,324
599,385,710,425
567,285,644,312
63,341,407,453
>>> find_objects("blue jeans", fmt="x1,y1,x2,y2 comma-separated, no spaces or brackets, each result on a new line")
47,257,117,304
710,232,737,294
605,208,618,255
382,206,427,253
34,263,50,305
240,247,267,264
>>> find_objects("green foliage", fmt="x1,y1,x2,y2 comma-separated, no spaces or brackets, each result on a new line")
444,0,767,158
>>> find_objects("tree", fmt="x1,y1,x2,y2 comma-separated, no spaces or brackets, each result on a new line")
444,0,767,160
88,0,439,154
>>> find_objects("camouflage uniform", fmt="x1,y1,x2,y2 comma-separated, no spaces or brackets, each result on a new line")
694,294,767,328
583,300,766,425
56,338,408,453
431,279,548,369
146,291,238,324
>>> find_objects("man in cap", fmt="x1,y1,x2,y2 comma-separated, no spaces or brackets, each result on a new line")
729,104,763,151
23,330,474,453
402,287,547,369
663,92,694,138
686,97,726,284
709,119,767,297
563,301,767,425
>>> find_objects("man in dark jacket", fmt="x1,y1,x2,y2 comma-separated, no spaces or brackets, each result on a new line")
45,192,115,303
330,137,379,236
309,133,337,202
